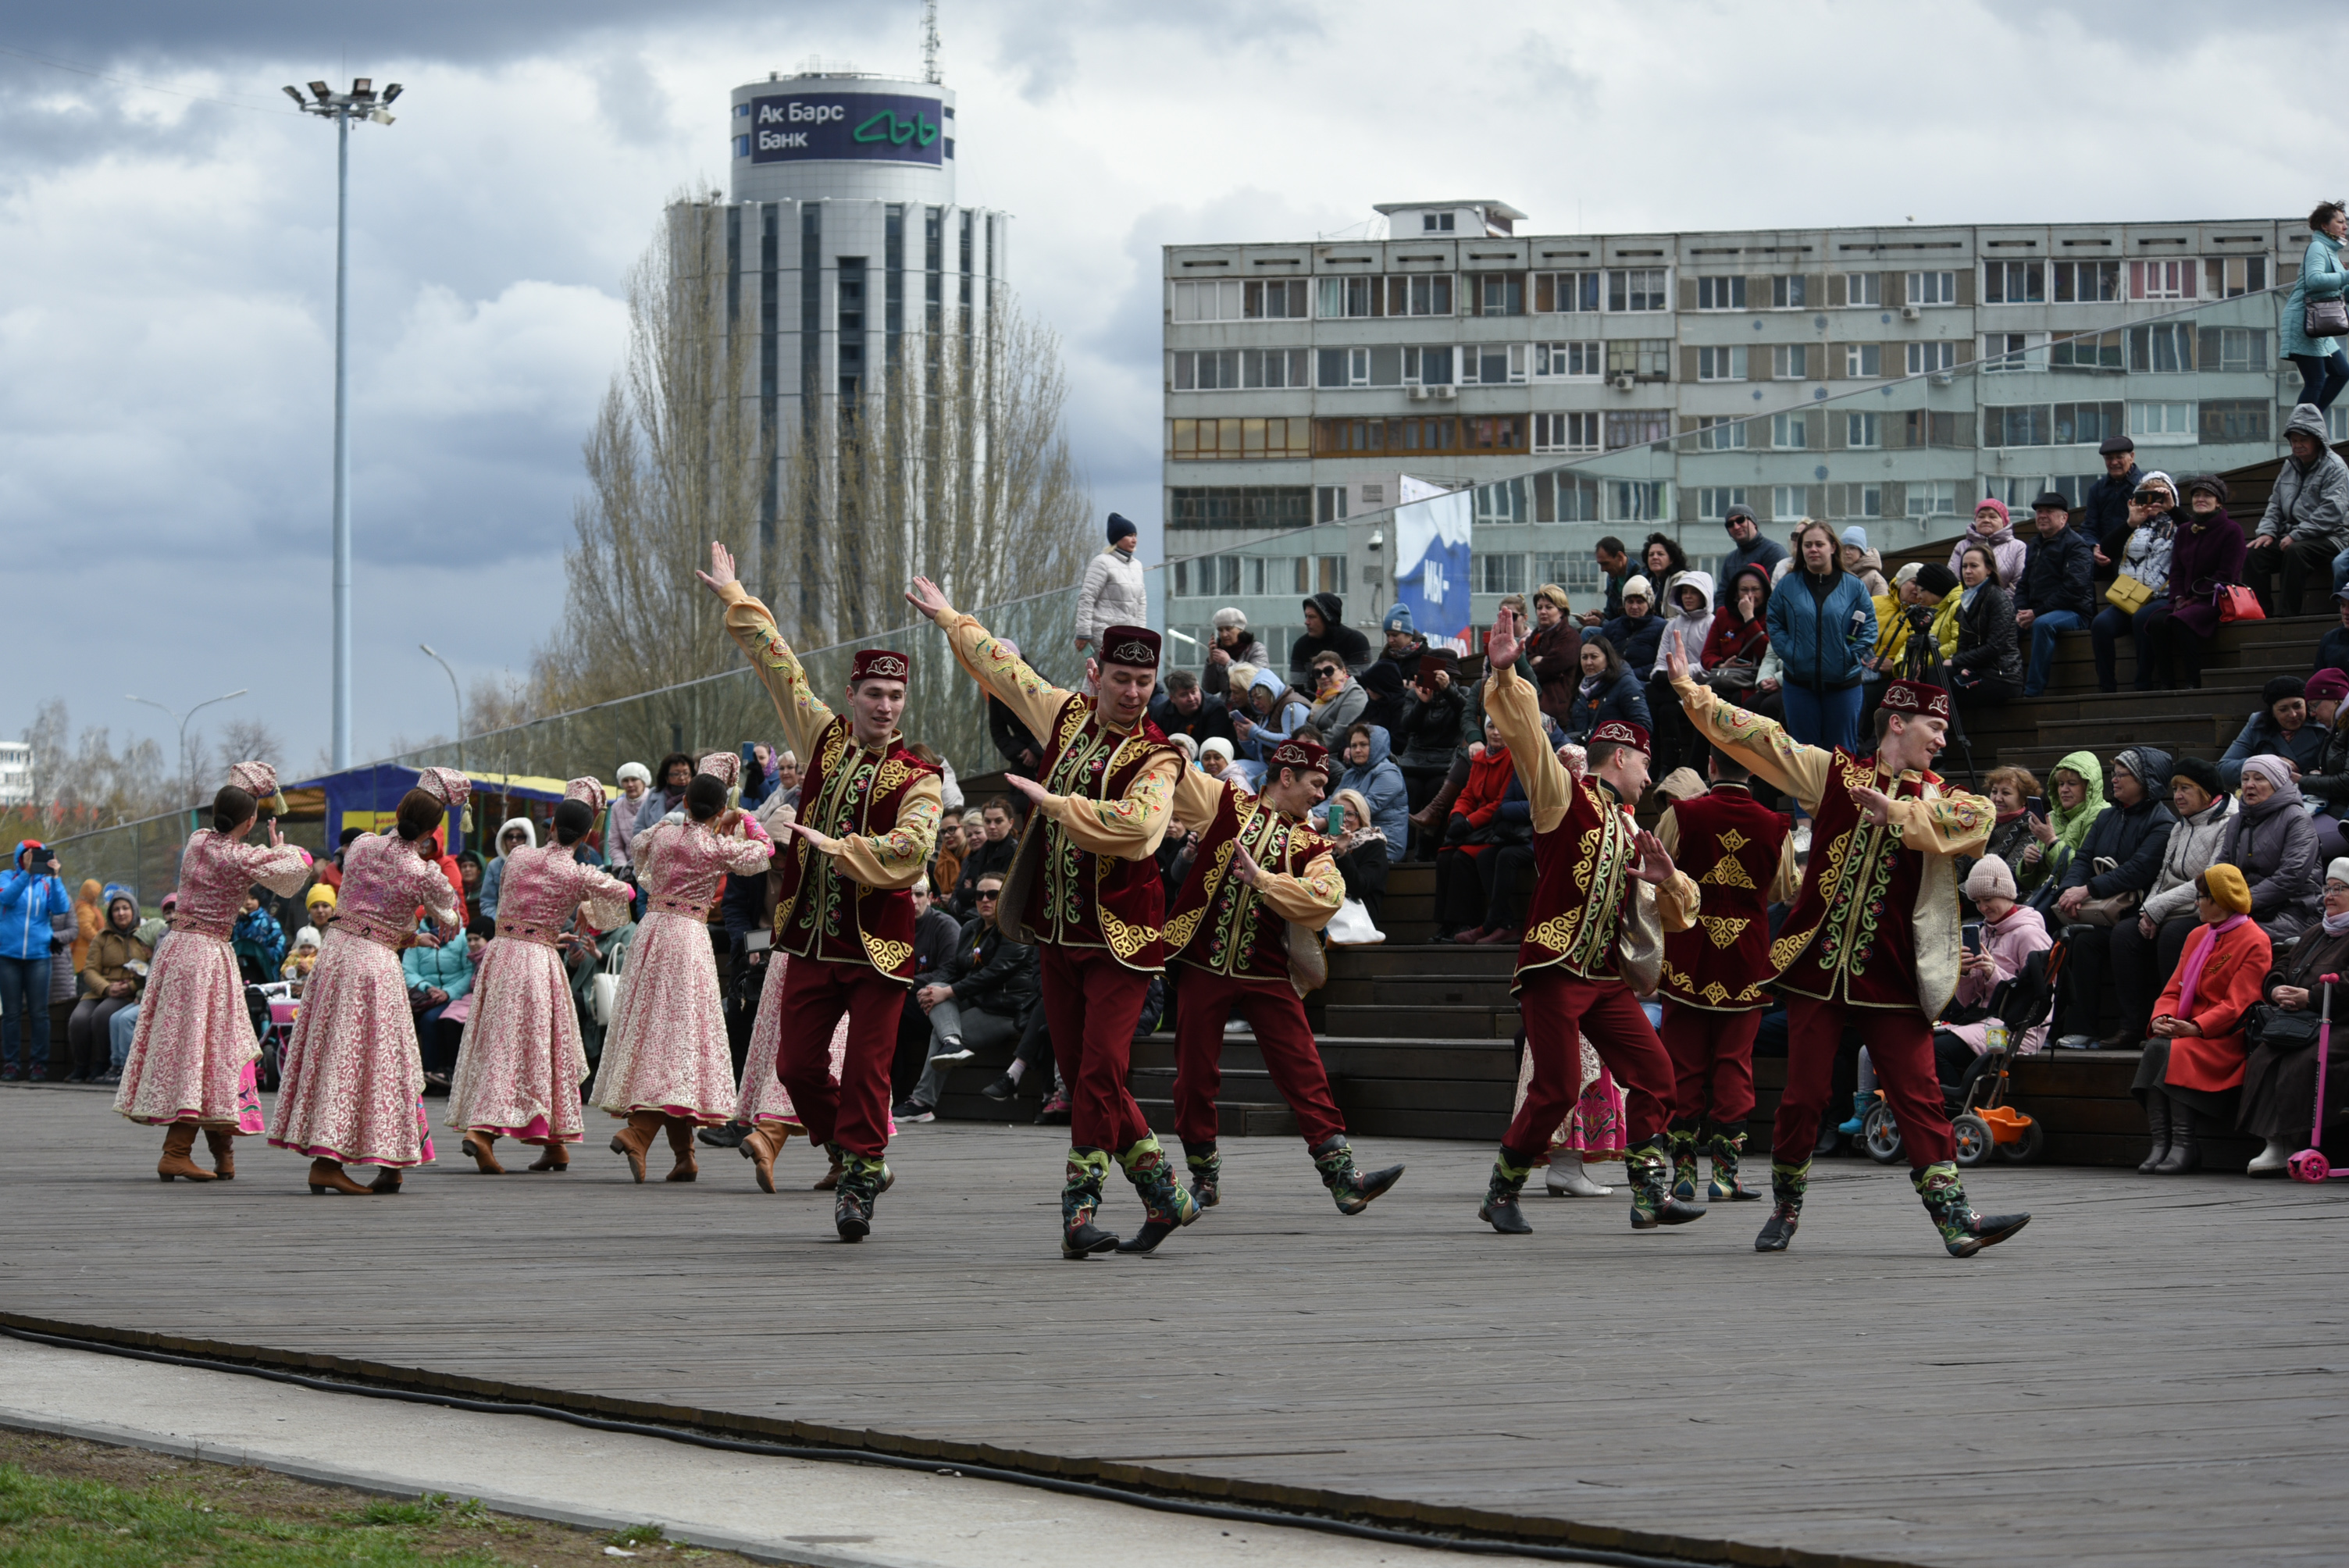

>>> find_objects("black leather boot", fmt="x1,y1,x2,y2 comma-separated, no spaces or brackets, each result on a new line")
2137,1090,2172,1174
2152,1104,2201,1174
1755,1159,1808,1252
1478,1146,1535,1234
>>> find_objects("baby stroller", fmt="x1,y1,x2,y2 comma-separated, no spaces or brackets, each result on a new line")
1862,944,2058,1167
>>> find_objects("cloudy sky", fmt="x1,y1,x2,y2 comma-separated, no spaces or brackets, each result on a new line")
1,0,2334,775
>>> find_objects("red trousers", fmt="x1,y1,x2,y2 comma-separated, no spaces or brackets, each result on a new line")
1772,993,1953,1167
774,957,907,1159
1658,1000,1761,1130
1172,968,1346,1149
1503,968,1674,1156
1039,945,1151,1153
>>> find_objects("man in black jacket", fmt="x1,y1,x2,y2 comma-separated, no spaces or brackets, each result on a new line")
2014,494,2098,697
1289,591,1371,682
2080,436,2143,585
1148,669,1236,748
918,872,1041,1114
1395,650,1468,821
2049,747,2176,1049
891,879,971,1120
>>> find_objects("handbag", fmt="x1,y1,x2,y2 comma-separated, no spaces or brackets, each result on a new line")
2104,573,2155,614
2065,857,2140,928
590,940,626,1026
2217,584,2265,624
2247,1001,2324,1051
2307,297,2349,338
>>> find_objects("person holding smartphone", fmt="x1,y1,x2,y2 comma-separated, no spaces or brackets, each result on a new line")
0,840,73,1081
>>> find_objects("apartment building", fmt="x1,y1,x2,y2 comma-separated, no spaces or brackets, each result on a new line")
1161,201,2301,665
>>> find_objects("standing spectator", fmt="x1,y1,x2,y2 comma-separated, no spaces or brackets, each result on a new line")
770,749,801,810
739,743,778,809
890,878,967,1121
1307,650,1367,736
632,754,695,836
2156,475,2250,690
2091,472,2178,693
1576,536,1631,628
2081,437,2144,580
2247,404,2349,615
1289,591,1371,680
68,888,146,1083
70,878,102,977
2048,748,2176,1050
1716,504,1787,604
2014,493,2098,697
608,761,653,869
230,889,286,984
2281,200,2349,412
1202,608,1267,700
1075,512,1147,653
950,796,1018,917
1647,569,1716,774
1561,633,1652,744
1766,519,1875,754
1376,604,1426,677
1525,583,1583,723
1600,576,1663,673
1336,722,1410,864
2219,674,2332,790
479,817,535,919
2112,755,2235,1049
2220,755,2323,943
1945,498,2028,592
1839,526,1889,597
1149,668,1234,748
1948,543,2023,706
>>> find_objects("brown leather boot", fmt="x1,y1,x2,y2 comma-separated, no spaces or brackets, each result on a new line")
158,1123,217,1182
369,1166,404,1194
526,1142,570,1172
201,1128,237,1179
307,1158,371,1195
741,1124,786,1193
609,1110,662,1182
462,1133,505,1174
1408,771,1464,830
814,1153,843,1191
664,1117,700,1182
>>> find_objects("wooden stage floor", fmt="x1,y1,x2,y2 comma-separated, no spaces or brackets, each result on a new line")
0,1085,2340,1568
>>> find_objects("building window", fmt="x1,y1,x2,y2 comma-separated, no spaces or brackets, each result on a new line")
1465,416,1527,451
1986,405,2050,447
1474,480,1524,526
1829,483,1884,519
1845,343,1881,377
1315,554,1346,593
1983,402,2121,447
1907,341,1958,376
1533,412,1599,453
1474,552,1527,594
1905,410,1962,447
1772,484,1813,520
1243,279,1309,319
1316,276,1376,319
1906,270,1957,306
1770,275,1807,308
1534,470,1602,522
2054,261,2119,302
1607,268,1668,312
1905,480,1958,519
1171,555,1243,597
1460,344,1528,385
1534,271,1602,312
2130,260,2198,301
1608,339,1671,381
1534,340,1602,378
2050,330,2123,372
1845,412,1880,448
1169,416,1313,460
2205,257,2269,298
1844,272,1881,306
2212,327,2268,372
1474,273,1526,316
1175,350,1239,390
1168,486,1314,532
1247,348,1310,387
2054,401,2123,445
1607,479,1668,522
1314,415,1461,455
2200,399,2272,444
1172,278,1245,322
1696,276,1747,311
2127,323,2194,372
1422,212,1455,233
2129,401,2193,440
1605,410,1670,450
1317,486,1348,523
1175,348,1312,389
1698,345,1748,381
1406,345,1455,384
1694,415,1747,451
1984,332,2046,373
1693,486,1749,520
1771,344,1811,380
1385,274,1454,316
1770,411,1809,449
1984,262,2044,305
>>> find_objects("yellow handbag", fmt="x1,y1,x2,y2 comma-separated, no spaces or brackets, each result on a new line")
2105,572,2154,613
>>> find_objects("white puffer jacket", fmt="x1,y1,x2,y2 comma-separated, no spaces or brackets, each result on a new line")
1075,547,1149,644
2140,793,2239,926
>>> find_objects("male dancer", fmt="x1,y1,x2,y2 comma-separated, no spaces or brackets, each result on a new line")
701,543,942,1241
1477,614,1706,1235
1652,749,1796,1203
1665,646,2028,1256
1166,736,1406,1216
906,576,1196,1258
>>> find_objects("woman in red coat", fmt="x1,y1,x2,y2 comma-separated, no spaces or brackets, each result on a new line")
2136,863,2270,1174
1434,715,1520,940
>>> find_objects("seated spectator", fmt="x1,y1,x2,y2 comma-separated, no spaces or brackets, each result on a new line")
282,925,322,991
2049,748,2176,1050
892,877,971,1121
1356,660,1406,734
479,818,536,918
1198,736,1249,793
1289,590,1371,682
2156,475,2249,690
2016,751,2104,897
1839,526,1889,597
739,742,776,808
900,872,1036,1121
1716,503,1788,602
1562,633,1651,745
1327,788,1391,930
1948,543,2023,706
1149,668,1235,750
931,818,965,910
2091,472,2178,693
1935,856,2052,1081
1599,577,1663,674
1436,716,1531,945
2222,755,2323,943
2112,755,2236,1049
1336,723,1409,864
2084,437,2144,583
632,754,695,836
456,851,487,921
1231,667,1313,785
950,797,1018,918
1307,650,1368,736
2246,403,2349,617
2240,857,2349,1174
2015,493,2098,697
2219,674,2333,790
230,890,285,985
1946,498,2027,591
1526,583,1582,723
2136,865,2270,1174
1376,603,1427,679
405,914,481,1091
301,882,336,938
1964,765,2041,909
1640,531,1688,593
2296,668,2349,858
1647,568,1716,775
68,888,147,1083
1202,606,1268,700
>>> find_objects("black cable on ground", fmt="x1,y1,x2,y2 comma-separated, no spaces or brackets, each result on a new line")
0,1321,1738,1568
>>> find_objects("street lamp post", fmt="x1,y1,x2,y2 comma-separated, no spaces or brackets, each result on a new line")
285,77,402,769
419,643,465,773
127,690,250,807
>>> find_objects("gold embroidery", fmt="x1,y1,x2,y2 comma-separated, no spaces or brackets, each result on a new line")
1699,914,1750,948
1719,829,1748,852
1702,853,1757,889
873,759,913,796
860,935,914,973
1701,981,1731,1007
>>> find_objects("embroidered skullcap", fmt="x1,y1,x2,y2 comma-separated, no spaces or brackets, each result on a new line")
227,761,279,802
1880,679,1951,721
695,750,740,788
415,767,471,809
1964,854,2017,902
850,649,911,685
2199,861,2252,915
1267,737,1331,781
1588,719,1650,754
1096,625,1162,670
616,761,651,786
564,776,607,814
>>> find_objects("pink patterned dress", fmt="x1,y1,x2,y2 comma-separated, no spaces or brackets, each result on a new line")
113,830,311,1131
267,833,459,1167
590,814,772,1124
737,950,853,1129
447,844,633,1145
1512,1033,1630,1163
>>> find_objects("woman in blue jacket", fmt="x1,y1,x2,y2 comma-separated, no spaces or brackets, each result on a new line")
1561,634,1652,744
2283,201,2349,411
1766,518,1877,754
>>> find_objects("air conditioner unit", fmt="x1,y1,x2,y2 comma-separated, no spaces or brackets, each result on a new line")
1609,373,1635,392
1408,384,1430,401
1431,383,1456,401
1930,372,1955,387
1901,304,1923,321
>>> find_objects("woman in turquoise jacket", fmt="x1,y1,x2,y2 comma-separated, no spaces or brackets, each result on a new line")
1763,518,1877,754
2282,201,2349,411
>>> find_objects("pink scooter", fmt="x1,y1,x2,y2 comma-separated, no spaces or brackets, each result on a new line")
2287,973,2349,1183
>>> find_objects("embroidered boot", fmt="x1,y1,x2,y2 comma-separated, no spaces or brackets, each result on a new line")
1754,1159,1809,1252
1668,1125,1702,1203
1913,1161,2030,1257
833,1152,889,1242
1479,1146,1536,1234
663,1117,700,1182
1310,1133,1405,1215
609,1110,663,1183
1706,1128,1760,1202
1115,1134,1202,1254
1628,1136,1708,1229
1061,1147,1118,1258
202,1128,236,1180
157,1123,216,1182
1184,1141,1222,1208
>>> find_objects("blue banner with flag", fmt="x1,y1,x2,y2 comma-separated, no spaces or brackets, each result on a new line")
1393,490,1474,654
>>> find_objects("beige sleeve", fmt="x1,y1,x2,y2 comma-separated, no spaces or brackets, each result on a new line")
1771,831,1801,903
1484,661,1570,834
1655,869,1700,933
1253,847,1345,929
1043,753,1178,860
832,773,943,891
718,582,835,761
1672,675,1832,811
1887,787,1995,858
1655,804,1681,861
1170,762,1228,831
941,607,1074,746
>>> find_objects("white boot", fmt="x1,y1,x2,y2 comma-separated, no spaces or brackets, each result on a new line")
1544,1150,1613,1196
2245,1136,2294,1175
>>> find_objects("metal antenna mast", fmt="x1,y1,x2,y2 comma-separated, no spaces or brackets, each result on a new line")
922,0,941,83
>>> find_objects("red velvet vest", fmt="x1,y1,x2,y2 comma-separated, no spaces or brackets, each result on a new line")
772,713,936,981
1000,694,1177,972
1772,750,1939,1009
1659,786,1788,1013
1517,775,1645,989
1164,784,1331,989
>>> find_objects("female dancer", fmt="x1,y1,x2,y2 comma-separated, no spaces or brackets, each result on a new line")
114,761,312,1181
447,779,633,1174
268,768,468,1194
590,752,773,1181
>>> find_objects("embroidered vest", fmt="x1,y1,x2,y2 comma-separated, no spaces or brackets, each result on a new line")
997,695,1175,972
1164,784,1331,995
1770,750,1952,1012
1658,787,1788,1013
772,713,936,982
1516,775,1661,992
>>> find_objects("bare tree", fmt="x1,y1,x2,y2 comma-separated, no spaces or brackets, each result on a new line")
18,700,174,831
216,716,283,773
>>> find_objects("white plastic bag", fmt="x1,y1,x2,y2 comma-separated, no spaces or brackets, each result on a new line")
1324,898,1385,946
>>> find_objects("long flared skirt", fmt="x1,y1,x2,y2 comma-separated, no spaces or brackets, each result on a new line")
112,932,263,1131
736,951,854,1128
447,938,590,1145
588,910,737,1124
1512,1032,1629,1162
266,929,435,1168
